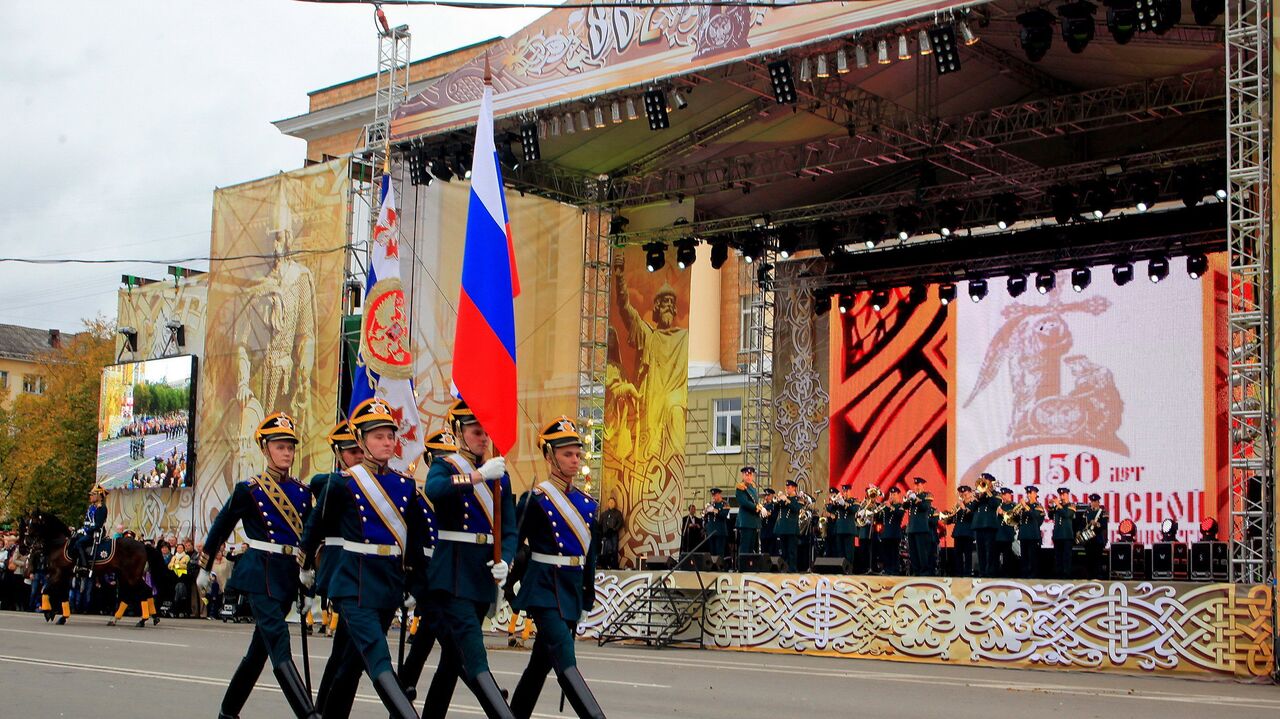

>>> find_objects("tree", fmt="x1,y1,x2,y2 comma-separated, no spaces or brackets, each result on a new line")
0,317,115,524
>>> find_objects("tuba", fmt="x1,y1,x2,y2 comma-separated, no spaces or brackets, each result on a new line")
975,475,995,498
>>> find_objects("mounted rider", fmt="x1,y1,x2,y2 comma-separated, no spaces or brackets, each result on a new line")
72,486,109,575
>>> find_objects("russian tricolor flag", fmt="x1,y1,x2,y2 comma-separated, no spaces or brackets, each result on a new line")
453,83,520,455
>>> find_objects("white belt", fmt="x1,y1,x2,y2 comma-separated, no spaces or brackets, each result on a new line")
323,537,344,547
438,530,492,545
339,540,401,557
423,547,434,558
531,552,586,568
245,538,298,555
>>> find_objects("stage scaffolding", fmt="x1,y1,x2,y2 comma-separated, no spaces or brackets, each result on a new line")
579,200,612,480
740,250,775,490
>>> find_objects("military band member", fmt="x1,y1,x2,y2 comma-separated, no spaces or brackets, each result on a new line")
774,481,803,571
1017,486,1046,579
1049,487,1077,579
299,399,425,718
996,488,1018,577
854,488,880,574
950,485,975,577
703,489,730,559
905,478,935,576
735,467,762,560
878,488,905,575
829,484,857,570
1081,493,1108,579
971,474,1002,578
509,417,605,719
760,488,778,555
424,399,518,719
196,412,320,719
72,486,108,575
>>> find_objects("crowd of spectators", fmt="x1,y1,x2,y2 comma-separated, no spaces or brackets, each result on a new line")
125,447,190,490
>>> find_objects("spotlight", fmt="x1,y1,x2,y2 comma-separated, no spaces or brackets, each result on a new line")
497,134,522,172
968,279,988,303
1150,0,1181,33
877,38,891,64
767,60,797,104
1199,517,1219,541
674,238,698,270
898,34,912,60
1148,256,1169,283
1191,0,1223,24
1186,253,1208,279
451,148,472,179
916,29,933,55
815,54,830,79
798,56,812,83
777,229,800,259
894,205,923,240
1113,262,1134,286
1208,163,1228,200
907,284,927,306
671,88,688,111
1174,165,1209,207
118,326,139,353
1018,9,1056,62
1159,518,1178,541
1071,267,1092,292
993,193,1022,229
578,109,591,132
643,241,667,272
1117,518,1137,542
1084,180,1114,219
643,88,670,131
710,239,729,269
519,123,541,163
928,25,961,75
1049,184,1079,224
1007,273,1028,298
428,153,454,182
611,100,622,124
860,213,890,248
836,47,850,74
812,288,832,316
855,43,869,68
838,293,855,314
871,290,890,312
1058,1,1097,53
408,149,433,186
958,19,980,45
609,216,629,237
563,111,575,134
1035,270,1056,294
936,201,965,237
938,283,957,305
1132,173,1159,211
626,97,639,120
740,235,762,264
1105,0,1138,43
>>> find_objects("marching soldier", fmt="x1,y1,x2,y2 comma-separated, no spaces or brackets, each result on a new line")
1081,493,1108,579
829,484,857,570
773,481,804,571
72,486,109,575
298,399,426,718
854,488,880,574
905,478,935,576
196,413,320,719
509,417,605,719
734,467,762,561
878,488,905,575
1049,487,1077,578
995,488,1018,577
971,475,1001,578
396,430,449,712
1017,486,1046,579
950,485,975,577
424,399,517,719
703,489,730,560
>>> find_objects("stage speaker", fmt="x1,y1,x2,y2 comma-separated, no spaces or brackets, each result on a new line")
811,557,849,574
737,553,769,572
682,552,712,572
1211,541,1229,581
769,556,789,573
1151,542,1188,579
1110,542,1140,580
1190,541,1228,581
643,554,677,571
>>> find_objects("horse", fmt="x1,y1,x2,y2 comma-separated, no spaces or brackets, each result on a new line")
18,510,169,627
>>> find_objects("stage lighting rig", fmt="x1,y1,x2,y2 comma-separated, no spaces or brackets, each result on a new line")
855,43,869,69
1159,519,1179,541
917,29,933,55
928,25,961,75
408,149,432,186
898,35,912,61
1117,518,1137,542
1049,185,1079,224
519,123,541,163
938,283,957,305
1105,0,1138,43
894,205,923,240
1113,262,1134,286
994,193,1022,230
429,153,454,182
1199,517,1219,541
1186,253,1208,279
936,201,965,237
838,293,855,314
877,39,891,64
1131,173,1159,212
609,216,629,237
1071,267,1092,292
1058,1,1097,53
710,239,729,269
777,229,800,259
860,213,890,248
835,46,850,74
968,279,988,303
958,18,980,45
497,133,521,172
907,284,927,306
450,148,471,179
1018,9,1055,62
767,60,797,104
871,290,890,312
1148,256,1169,283
644,242,667,272
1174,165,1210,207
1084,180,1114,219
674,238,698,270
740,234,763,264
1007,273,1028,298
812,288,832,316
1191,0,1223,24
1150,0,1181,33
643,88,670,130
1035,270,1056,294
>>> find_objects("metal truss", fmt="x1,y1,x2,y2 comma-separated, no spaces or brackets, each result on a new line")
364,23,412,156
739,249,775,490
1224,0,1273,586
578,202,612,481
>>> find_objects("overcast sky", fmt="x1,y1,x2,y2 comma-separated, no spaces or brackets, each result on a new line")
0,0,544,332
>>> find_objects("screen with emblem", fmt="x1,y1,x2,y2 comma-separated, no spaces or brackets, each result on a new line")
96,354,197,491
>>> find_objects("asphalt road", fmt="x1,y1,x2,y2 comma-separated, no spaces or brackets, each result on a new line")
96,432,188,488
1,609,1276,718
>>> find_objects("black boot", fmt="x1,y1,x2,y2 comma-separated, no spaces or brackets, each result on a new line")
509,664,548,719
220,647,267,718
274,662,320,719
471,672,516,719
557,666,605,719
419,662,460,719
371,670,419,719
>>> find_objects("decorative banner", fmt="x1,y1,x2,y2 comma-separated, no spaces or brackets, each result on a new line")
576,571,1274,680
604,244,691,563
194,160,347,538
104,489,194,543
772,264,830,490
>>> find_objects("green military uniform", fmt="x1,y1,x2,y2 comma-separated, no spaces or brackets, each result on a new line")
829,484,857,570
950,488,976,577
971,476,1002,578
854,489,880,574
1017,488,1046,578
774,483,803,572
1081,494,1108,579
704,491,730,559
1051,489,1077,578
996,490,1017,577
904,480,935,576
879,489,905,575
735,468,762,559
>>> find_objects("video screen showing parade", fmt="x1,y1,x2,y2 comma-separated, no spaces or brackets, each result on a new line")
95,355,197,490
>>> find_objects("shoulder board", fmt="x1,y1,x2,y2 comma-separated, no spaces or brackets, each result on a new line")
735,482,747,491
392,469,413,480
339,468,353,478
531,486,546,496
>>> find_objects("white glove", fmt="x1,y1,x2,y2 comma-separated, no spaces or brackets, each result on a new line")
196,568,212,594
488,560,510,586
403,594,417,611
299,568,315,590
301,596,315,616
476,457,507,482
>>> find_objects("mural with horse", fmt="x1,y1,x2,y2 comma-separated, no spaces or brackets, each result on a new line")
19,510,169,626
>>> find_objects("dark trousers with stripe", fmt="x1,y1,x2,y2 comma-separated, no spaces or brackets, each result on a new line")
331,597,397,679
219,593,296,716
510,607,578,717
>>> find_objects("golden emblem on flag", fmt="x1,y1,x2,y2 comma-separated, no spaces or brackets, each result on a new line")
360,277,412,380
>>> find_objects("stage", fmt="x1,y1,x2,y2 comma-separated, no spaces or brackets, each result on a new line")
563,570,1275,682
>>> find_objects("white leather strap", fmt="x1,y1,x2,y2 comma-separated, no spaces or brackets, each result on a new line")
437,530,492,545
245,538,297,555
340,540,401,557
531,551,586,567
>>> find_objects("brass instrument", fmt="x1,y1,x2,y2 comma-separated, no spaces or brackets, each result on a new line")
1002,500,1028,527
975,475,995,498
1076,508,1102,543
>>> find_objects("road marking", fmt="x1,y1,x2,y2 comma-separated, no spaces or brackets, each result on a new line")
0,626,188,648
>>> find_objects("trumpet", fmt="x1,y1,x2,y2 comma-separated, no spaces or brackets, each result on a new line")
702,502,717,517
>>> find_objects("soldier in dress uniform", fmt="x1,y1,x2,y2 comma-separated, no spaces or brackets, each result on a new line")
905,478,935,576
1081,493,1108,579
703,489,730,560
1050,487,1077,578
196,412,320,719
1017,486,1046,579
72,486,109,575
995,488,1018,576
878,488,905,574
760,488,778,555
854,488,879,574
971,474,1002,578
772,481,802,571
298,399,426,718
830,484,857,571
424,399,518,719
509,417,605,719
734,467,762,562
950,485,975,577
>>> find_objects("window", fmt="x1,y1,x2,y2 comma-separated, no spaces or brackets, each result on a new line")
0,370,7,390
21,374,45,395
739,295,760,352
712,397,742,451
